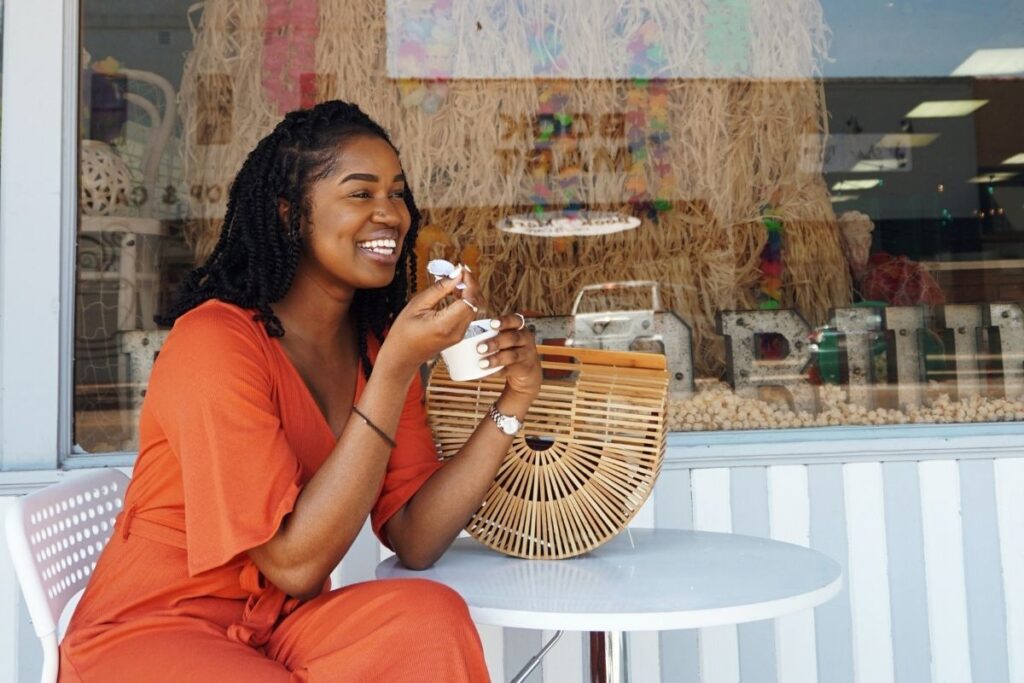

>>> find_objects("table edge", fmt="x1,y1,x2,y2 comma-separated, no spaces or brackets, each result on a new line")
462,574,843,632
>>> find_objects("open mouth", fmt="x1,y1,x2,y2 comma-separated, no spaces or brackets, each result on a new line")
357,238,397,257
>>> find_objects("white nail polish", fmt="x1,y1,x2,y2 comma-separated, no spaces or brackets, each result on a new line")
478,359,490,369
477,343,488,353
490,319,501,329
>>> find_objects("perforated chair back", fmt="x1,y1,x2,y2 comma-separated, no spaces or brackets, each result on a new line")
4,469,129,683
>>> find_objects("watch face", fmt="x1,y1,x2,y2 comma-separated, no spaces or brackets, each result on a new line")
490,404,522,435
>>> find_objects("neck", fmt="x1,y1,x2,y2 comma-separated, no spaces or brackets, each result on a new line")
272,269,356,349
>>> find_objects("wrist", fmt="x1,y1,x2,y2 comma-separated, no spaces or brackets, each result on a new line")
496,387,535,420
370,346,420,387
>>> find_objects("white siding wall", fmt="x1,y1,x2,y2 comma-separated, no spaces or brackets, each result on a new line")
4,448,1023,682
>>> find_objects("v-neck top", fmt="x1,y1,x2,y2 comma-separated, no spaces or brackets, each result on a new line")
139,298,443,569
72,299,440,610
63,299,445,645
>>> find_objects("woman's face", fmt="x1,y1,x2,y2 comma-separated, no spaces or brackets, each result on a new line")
296,134,412,295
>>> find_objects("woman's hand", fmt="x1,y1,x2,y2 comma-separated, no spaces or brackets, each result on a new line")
378,266,486,375
477,313,542,401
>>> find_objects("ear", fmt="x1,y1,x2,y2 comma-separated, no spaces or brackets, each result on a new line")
277,198,290,226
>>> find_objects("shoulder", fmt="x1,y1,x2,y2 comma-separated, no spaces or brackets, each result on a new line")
157,300,271,370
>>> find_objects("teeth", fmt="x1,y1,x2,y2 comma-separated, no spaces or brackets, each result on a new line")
358,238,396,257
358,239,397,249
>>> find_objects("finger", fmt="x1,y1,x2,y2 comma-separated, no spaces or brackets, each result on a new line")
477,346,529,371
475,329,531,355
487,312,529,332
438,292,480,329
412,267,465,309
457,271,489,314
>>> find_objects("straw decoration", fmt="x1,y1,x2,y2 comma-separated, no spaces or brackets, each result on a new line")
179,0,851,378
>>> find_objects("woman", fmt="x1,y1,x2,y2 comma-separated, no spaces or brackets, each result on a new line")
59,100,541,681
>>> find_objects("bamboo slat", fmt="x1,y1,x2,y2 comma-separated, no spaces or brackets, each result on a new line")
426,344,669,559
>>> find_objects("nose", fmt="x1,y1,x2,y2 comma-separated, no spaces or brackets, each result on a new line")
372,202,401,226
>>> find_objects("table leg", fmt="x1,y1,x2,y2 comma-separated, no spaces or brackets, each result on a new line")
588,631,629,683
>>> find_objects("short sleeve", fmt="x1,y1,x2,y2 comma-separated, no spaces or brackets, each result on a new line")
148,303,302,576
370,371,445,547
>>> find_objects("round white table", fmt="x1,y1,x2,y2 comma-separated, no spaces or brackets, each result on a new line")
376,528,842,683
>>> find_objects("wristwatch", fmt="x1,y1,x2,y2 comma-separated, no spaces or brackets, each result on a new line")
487,403,523,436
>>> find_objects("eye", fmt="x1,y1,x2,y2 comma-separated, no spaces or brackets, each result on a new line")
389,190,406,199
349,190,372,199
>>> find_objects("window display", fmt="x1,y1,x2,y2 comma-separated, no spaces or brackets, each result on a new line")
74,0,1024,453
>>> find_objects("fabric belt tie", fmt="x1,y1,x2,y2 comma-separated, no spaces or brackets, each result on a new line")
227,562,300,648
119,505,300,648
118,506,187,548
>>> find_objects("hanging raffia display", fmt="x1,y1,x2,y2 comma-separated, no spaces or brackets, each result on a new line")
178,0,851,377
426,345,669,559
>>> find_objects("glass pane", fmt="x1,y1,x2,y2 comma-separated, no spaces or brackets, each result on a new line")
75,2,196,451
73,1,1024,453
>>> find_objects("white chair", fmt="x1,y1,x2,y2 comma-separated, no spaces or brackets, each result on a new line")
4,469,129,683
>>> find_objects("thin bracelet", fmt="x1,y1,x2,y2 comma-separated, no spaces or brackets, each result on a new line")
351,405,397,449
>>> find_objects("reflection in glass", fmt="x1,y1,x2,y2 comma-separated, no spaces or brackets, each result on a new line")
70,0,1024,454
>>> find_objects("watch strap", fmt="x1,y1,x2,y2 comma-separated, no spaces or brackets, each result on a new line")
487,403,522,435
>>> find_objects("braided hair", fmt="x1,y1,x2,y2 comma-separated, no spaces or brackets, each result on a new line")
158,100,420,378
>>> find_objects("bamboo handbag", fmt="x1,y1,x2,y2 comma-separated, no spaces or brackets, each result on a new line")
426,344,670,559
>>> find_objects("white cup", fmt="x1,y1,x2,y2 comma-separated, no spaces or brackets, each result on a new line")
440,319,504,381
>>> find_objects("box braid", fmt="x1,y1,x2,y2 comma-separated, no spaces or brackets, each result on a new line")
157,100,420,378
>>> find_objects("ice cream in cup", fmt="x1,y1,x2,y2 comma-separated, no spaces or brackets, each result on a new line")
440,319,504,381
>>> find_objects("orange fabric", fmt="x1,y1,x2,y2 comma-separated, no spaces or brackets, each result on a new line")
59,300,487,682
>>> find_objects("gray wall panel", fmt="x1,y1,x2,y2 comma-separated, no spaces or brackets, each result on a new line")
655,468,700,683
959,459,1010,683
731,467,778,683
881,461,932,683
808,464,855,683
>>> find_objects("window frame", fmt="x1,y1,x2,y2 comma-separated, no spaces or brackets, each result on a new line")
1,0,1023,479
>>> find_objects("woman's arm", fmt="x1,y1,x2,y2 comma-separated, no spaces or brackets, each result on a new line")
383,314,542,569
248,275,479,599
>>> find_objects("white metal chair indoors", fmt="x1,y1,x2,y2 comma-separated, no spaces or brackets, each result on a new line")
4,469,129,683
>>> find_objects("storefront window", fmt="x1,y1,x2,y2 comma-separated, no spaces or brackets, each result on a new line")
1,0,5,146
73,1,1024,453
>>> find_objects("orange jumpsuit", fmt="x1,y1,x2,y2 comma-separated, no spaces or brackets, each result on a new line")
59,301,490,682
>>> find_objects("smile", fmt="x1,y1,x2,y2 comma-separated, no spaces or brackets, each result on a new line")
357,238,397,257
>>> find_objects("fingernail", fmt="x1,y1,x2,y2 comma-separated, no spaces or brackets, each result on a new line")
490,319,501,329
478,359,490,369
477,343,488,353
448,264,463,279
462,264,472,273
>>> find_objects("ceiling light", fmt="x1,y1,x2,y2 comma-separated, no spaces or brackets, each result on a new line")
851,159,906,172
905,100,988,118
829,194,860,203
1002,153,1024,165
832,179,882,191
967,172,1018,184
496,210,641,236
952,48,1024,77
876,133,940,148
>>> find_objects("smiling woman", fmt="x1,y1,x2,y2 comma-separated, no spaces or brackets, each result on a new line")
57,100,543,682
